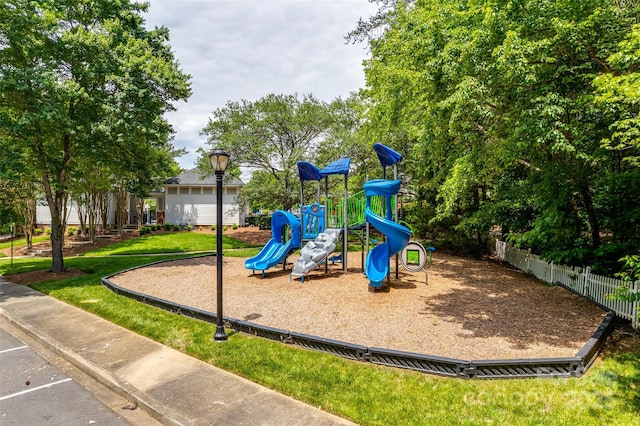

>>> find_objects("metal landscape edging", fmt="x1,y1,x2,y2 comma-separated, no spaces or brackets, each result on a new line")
101,255,616,379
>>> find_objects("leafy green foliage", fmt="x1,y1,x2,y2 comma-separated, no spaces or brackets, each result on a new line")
360,0,640,269
594,24,640,167
200,93,370,211
0,0,191,271
609,255,640,309
200,93,332,210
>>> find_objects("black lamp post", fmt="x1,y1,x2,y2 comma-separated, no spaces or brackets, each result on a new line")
210,148,230,342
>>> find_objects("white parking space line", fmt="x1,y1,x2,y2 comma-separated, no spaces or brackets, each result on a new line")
0,378,73,401
0,345,28,354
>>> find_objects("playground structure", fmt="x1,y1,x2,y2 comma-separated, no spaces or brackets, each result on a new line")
103,142,615,378
244,210,300,274
363,179,412,287
245,143,429,287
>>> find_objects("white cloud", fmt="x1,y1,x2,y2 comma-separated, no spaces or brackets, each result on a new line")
144,0,376,169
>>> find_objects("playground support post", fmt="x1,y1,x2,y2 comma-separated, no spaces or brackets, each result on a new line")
299,180,303,249
394,163,399,280
325,177,329,273
344,173,348,273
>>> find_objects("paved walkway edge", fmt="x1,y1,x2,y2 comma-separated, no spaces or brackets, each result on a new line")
0,294,192,426
0,281,353,426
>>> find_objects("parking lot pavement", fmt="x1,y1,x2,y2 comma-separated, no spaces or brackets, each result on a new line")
0,324,159,426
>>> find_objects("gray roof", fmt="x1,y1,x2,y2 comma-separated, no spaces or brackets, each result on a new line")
165,168,244,186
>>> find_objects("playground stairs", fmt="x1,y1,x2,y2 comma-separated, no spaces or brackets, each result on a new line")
122,224,139,233
28,248,52,257
290,228,342,282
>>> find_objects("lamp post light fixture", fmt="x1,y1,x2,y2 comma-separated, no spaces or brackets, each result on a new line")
209,148,230,342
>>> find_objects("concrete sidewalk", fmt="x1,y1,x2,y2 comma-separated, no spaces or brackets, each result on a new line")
0,280,354,426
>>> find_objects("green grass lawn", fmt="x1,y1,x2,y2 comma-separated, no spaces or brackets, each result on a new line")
0,235,50,257
83,231,260,256
1,235,638,425
0,235,50,250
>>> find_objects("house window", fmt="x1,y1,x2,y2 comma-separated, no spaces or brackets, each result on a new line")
179,187,189,194
168,187,177,195
227,187,237,195
202,187,213,195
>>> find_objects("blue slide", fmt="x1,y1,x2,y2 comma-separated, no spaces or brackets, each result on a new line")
245,210,301,273
364,180,412,287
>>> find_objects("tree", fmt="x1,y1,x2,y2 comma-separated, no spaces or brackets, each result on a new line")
315,94,377,192
0,0,191,271
0,128,40,247
0,177,38,248
359,0,640,266
200,93,334,211
360,1,500,252
123,144,183,229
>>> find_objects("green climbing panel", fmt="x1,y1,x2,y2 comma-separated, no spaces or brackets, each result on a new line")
326,190,396,230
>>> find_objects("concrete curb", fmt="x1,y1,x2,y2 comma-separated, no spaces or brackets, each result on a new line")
0,297,191,426
0,280,354,426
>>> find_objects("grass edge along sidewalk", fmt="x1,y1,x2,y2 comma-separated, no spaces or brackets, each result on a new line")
0,239,639,425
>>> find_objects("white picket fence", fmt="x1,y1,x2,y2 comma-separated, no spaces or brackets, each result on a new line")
496,241,639,329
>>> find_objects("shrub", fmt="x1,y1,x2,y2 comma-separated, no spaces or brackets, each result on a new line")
34,228,43,236
210,225,216,231
172,224,180,231
232,223,238,229
67,226,75,236
223,225,228,231
257,216,272,230
45,227,51,235
186,225,192,231
163,223,172,231
139,226,151,235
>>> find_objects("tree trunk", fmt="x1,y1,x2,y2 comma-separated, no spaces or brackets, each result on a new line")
88,192,95,243
137,198,144,227
24,197,36,250
98,190,110,233
40,168,66,272
581,188,601,248
50,215,65,272
49,191,66,272
76,194,88,238
115,188,128,236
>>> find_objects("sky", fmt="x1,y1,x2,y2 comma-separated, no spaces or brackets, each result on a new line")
142,0,378,171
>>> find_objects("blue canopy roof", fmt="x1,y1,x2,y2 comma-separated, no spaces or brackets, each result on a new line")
297,158,351,181
297,162,323,182
373,143,403,167
320,157,351,177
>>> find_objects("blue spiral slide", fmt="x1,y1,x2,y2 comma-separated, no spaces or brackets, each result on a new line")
364,179,412,287
245,210,301,273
